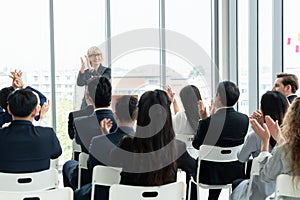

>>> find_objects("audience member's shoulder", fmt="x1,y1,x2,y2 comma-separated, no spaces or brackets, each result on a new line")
118,136,134,150
175,139,187,152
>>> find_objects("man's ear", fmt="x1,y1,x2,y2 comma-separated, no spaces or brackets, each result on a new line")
7,105,12,115
31,105,41,117
285,84,292,93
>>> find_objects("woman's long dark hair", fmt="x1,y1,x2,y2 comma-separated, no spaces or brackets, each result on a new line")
133,89,177,185
260,91,289,147
179,85,202,132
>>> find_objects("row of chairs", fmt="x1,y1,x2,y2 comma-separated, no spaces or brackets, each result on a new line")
0,168,73,199
0,163,298,200
72,136,300,200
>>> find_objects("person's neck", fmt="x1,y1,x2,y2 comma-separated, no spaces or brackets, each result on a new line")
117,121,134,127
12,116,33,122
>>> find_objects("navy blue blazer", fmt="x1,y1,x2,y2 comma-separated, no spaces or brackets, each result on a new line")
0,120,62,173
74,109,117,153
192,107,249,184
88,126,135,171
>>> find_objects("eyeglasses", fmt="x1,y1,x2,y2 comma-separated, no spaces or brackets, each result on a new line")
88,53,102,58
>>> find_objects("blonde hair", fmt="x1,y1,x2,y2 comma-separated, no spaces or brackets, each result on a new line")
87,46,102,56
282,97,300,178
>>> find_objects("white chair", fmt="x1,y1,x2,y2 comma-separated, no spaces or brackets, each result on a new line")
72,139,82,160
245,157,260,200
109,181,186,200
91,165,122,200
176,134,198,158
177,169,187,183
78,152,89,188
189,144,243,200
0,168,59,192
50,159,59,170
275,174,300,200
0,187,73,200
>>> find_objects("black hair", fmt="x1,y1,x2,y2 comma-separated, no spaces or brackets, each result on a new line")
179,85,202,132
260,91,289,148
115,95,138,123
0,86,14,110
132,89,177,185
94,77,112,108
7,89,38,117
217,81,240,106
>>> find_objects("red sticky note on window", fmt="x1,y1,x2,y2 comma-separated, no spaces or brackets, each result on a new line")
296,45,299,53
287,38,291,45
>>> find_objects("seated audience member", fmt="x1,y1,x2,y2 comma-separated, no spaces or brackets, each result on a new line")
63,76,117,190
68,105,94,140
231,91,289,200
0,70,49,127
74,89,197,200
0,89,62,173
272,72,299,103
74,76,117,153
166,85,202,135
73,95,138,199
250,97,300,198
192,81,249,200
88,95,138,168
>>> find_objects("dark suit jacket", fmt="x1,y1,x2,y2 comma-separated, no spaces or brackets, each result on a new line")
76,64,111,87
0,120,62,173
68,105,94,140
88,126,135,171
192,107,249,184
287,94,297,103
74,109,117,153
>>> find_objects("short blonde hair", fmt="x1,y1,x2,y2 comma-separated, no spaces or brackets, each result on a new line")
87,46,101,56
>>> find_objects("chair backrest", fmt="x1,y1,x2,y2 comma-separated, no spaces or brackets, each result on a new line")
275,174,300,200
109,181,186,200
199,144,243,162
177,169,187,183
50,159,59,170
72,139,82,160
175,134,195,148
0,168,59,192
246,157,260,200
0,187,73,200
91,165,122,200
77,152,89,188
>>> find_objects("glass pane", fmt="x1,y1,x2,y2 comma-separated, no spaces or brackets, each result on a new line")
284,0,300,96
258,0,273,98
110,0,160,97
0,1,51,116
165,0,212,110
238,0,249,114
54,0,106,161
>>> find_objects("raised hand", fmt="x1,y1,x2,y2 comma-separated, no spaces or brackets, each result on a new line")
39,99,50,120
249,109,263,126
165,85,175,103
100,118,113,135
265,115,284,145
198,100,208,119
250,118,270,151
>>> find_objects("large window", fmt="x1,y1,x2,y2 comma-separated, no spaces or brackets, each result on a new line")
53,0,106,160
237,0,249,114
110,0,160,96
165,0,211,109
258,0,273,98
284,0,300,96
